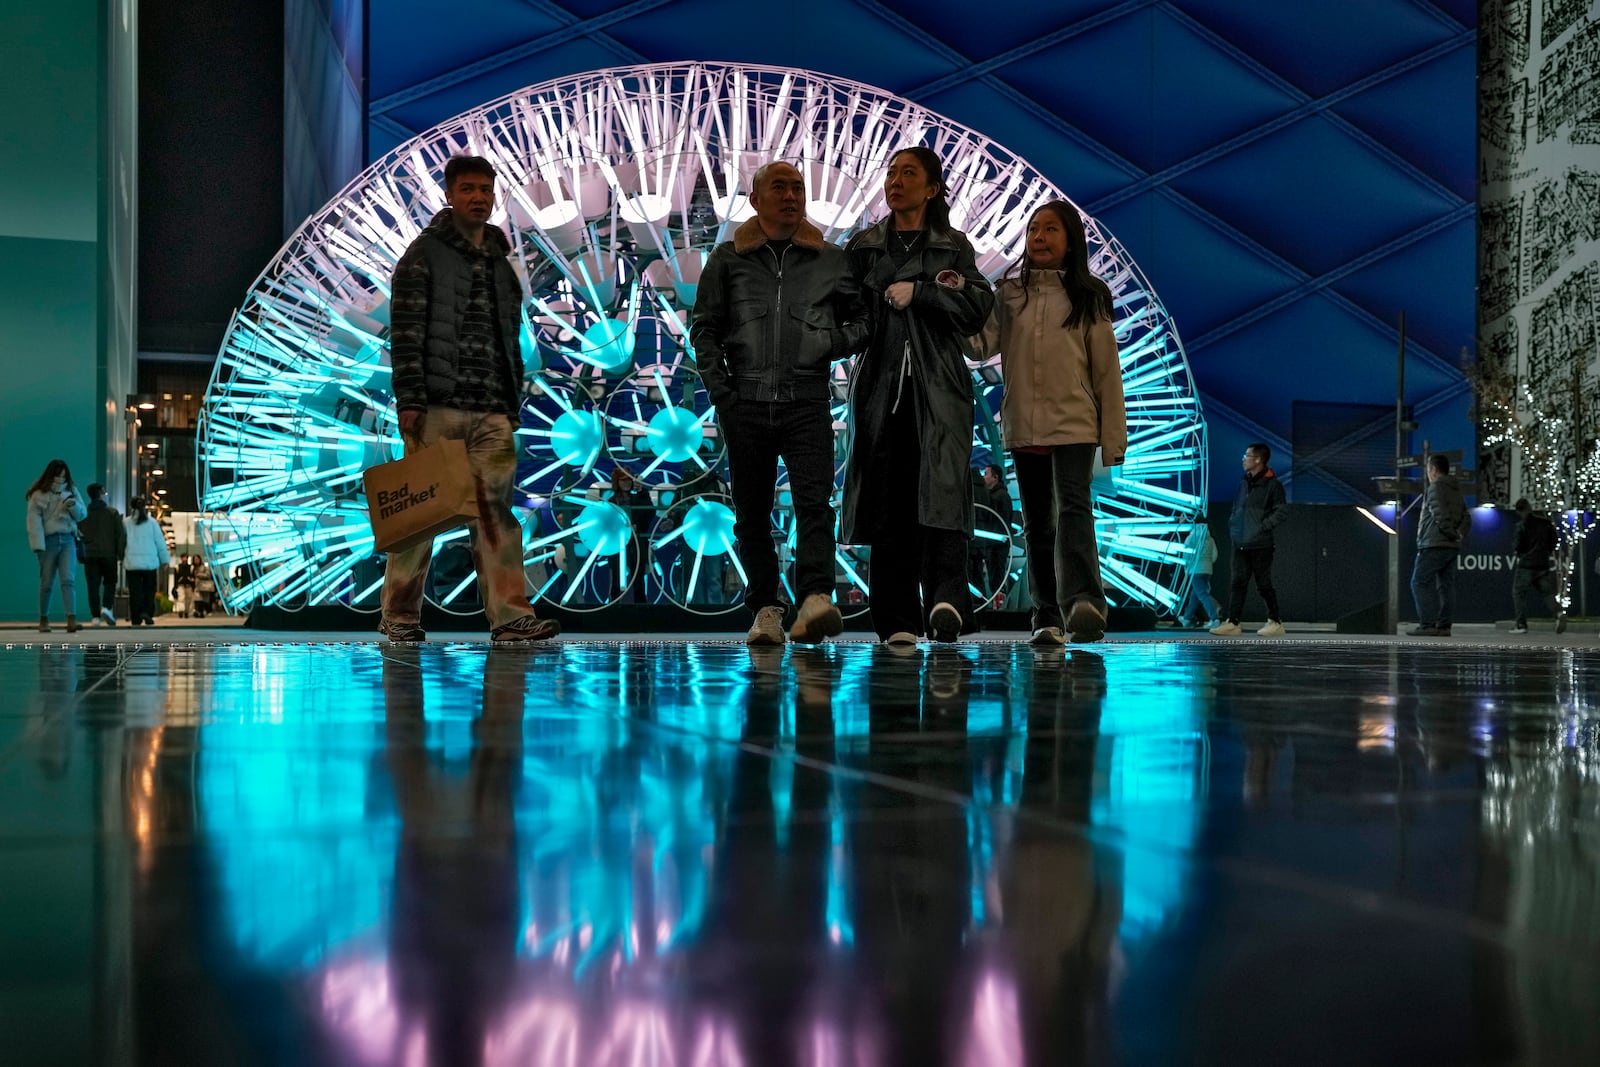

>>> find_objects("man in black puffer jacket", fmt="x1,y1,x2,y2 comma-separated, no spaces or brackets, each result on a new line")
77,483,125,626
1211,442,1289,637
381,155,558,645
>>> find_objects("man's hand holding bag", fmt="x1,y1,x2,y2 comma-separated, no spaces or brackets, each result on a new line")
363,437,479,553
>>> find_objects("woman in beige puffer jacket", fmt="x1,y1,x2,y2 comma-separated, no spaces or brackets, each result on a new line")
972,201,1127,644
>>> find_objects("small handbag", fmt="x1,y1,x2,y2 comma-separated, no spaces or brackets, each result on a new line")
74,531,88,564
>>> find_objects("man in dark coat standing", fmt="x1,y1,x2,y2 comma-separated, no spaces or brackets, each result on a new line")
1211,442,1288,636
1509,498,1565,634
380,155,558,645
1409,452,1468,637
691,160,867,645
77,483,125,626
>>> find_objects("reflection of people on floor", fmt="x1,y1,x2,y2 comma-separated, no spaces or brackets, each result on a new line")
382,647,525,1067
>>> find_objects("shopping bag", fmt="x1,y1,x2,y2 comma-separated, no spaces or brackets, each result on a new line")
363,438,479,553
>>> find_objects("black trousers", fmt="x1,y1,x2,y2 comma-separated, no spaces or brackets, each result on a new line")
127,569,158,625
723,399,837,614
1512,566,1559,623
84,557,119,617
1226,546,1281,623
867,402,971,639
1011,444,1105,629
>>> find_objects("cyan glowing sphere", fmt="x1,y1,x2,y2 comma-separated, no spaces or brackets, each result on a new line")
549,409,603,467
579,317,635,375
645,405,706,463
680,500,735,555
575,500,633,554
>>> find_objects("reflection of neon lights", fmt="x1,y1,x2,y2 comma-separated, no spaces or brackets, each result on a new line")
825,792,855,946
958,970,1024,1067
1090,648,1205,944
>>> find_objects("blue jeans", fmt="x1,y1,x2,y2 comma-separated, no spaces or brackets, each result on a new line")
1411,547,1458,627
1179,572,1220,624
37,531,77,617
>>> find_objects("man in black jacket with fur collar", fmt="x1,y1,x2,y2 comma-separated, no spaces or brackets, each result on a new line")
690,161,867,646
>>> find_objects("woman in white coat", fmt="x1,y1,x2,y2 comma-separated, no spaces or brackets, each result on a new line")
25,459,88,633
972,201,1128,645
123,496,171,626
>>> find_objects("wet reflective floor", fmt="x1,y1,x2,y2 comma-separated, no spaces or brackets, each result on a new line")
1,637,1597,1066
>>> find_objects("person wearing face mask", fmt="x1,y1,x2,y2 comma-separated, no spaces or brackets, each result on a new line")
971,201,1127,645
25,459,89,633
842,146,995,646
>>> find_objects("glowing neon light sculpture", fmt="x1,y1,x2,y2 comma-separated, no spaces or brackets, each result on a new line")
200,63,1205,616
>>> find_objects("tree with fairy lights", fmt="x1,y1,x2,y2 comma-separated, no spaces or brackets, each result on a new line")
1466,354,1600,612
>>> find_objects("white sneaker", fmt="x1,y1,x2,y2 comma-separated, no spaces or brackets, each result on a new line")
1066,601,1107,643
789,593,843,644
883,631,920,655
1030,626,1065,646
746,605,786,646
100,607,116,627
1209,621,1242,636
1257,620,1286,637
1509,624,1529,635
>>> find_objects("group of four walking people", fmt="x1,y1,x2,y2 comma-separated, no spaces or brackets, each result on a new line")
377,149,1128,647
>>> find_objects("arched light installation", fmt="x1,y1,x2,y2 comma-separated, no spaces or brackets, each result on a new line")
199,63,1205,617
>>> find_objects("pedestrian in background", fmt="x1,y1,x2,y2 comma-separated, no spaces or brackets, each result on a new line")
78,483,126,627
1408,453,1468,638
1509,498,1565,635
1179,517,1222,628
25,459,88,634
1211,443,1288,637
123,496,171,626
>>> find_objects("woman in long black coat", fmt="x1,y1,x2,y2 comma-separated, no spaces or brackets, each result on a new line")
841,147,995,644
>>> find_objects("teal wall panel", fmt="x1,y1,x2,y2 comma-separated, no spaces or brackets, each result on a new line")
0,3,100,243
0,236,102,621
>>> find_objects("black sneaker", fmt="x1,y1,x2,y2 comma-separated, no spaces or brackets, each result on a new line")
378,618,427,642
1407,625,1440,637
490,614,561,643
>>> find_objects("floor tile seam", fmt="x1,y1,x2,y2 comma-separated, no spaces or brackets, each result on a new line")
0,646,153,775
